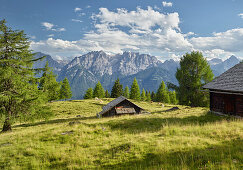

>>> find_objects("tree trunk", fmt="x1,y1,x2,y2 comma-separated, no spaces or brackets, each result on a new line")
2,117,12,132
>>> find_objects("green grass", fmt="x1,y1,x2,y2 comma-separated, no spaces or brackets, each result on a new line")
0,99,242,169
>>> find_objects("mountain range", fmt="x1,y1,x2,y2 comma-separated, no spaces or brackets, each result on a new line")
34,51,241,99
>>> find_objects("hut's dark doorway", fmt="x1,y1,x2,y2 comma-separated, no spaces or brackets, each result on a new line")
224,96,235,115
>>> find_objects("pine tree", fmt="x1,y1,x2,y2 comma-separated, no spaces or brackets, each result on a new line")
141,89,146,101
156,81,170,103
93,81,105,98
123,86,130,98
84,88,93,99
130,78,140,100
146,91,151,102
0,19,49,132
105,90,110,98
111,78,123,98
59,77,72,100
39,61,60,102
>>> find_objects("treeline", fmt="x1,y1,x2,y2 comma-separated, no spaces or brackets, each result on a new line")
39,62,72,102
84,51,214,107
83,78,178,104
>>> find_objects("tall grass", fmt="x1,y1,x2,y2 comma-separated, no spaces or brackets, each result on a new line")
0,99,242,169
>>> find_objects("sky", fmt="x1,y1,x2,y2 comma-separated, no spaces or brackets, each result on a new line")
1,0,243,61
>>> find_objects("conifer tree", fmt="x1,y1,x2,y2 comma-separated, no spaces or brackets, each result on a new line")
141,89,146,101
39,61,60,101
146,91,151,102
59,77,72,100
123,86,130,98
151,91,156,102
0,20,49,131
170,51,214,106
93,81,105,98
156,81,170,103
169,91,177,104
105,90,110,98
130,78,140,100
84,88,93,99
111,78,123,98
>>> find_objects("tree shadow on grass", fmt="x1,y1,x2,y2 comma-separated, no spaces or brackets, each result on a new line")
13,116,97,128
100,112,235,134
97,138,243,169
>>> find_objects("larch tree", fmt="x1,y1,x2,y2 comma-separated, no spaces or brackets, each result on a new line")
123,86,130,98
0,19,48,132
146,91,151,102
130,78,140,100
39,61,60,102
172,51,214,107
59,77,72,100
111,78,123,98
105,90,110,98
151,91,156,102
141,89,146,101
169,91,177,104
93,81,105,98
84,88,93,99
156,81,170,103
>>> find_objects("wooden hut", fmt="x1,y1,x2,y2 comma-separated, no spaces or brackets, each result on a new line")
203,62,243,116
97,96,144,117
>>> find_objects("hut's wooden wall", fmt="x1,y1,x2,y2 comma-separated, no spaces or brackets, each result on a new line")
236,95,243,116
210,92,243,116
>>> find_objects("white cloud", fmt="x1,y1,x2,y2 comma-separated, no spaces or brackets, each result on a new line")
71,19,83,23
191,28,243,52
86,5,91,8
42,22,54,30
162,1,173,7
95,7,180,31
74,7,82,12
34,7,192,58
41,22,66,32
34,7,243,61
238,13,243,19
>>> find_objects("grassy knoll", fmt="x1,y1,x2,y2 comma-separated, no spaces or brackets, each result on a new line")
0,99,242,169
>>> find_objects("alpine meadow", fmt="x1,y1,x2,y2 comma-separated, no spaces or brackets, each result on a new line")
1,0,243,169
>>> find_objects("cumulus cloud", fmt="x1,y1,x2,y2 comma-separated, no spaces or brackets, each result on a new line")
162,1,173,7
191,28,243,52
34,7,243,60
34,7,192,57
238,13,243,19
74,7,82,12
42,22,54,30
41,22,66,32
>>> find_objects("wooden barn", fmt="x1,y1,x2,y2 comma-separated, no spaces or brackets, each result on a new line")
203,62,243,116
97,96,144,117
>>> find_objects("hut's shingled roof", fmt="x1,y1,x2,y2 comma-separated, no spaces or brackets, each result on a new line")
203,62,243,93
99,96,143,115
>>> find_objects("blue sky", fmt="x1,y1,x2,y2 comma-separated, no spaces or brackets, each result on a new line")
1,0,243,61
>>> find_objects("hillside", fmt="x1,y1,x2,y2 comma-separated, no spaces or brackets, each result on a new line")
0,99,242,169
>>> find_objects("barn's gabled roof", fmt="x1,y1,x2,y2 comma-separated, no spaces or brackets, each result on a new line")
98,96,143,115
203,62,243,93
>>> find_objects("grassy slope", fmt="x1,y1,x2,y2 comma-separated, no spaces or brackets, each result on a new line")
0,99,242,169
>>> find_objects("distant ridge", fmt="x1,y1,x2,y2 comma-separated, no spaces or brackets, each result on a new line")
34,51,240,99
